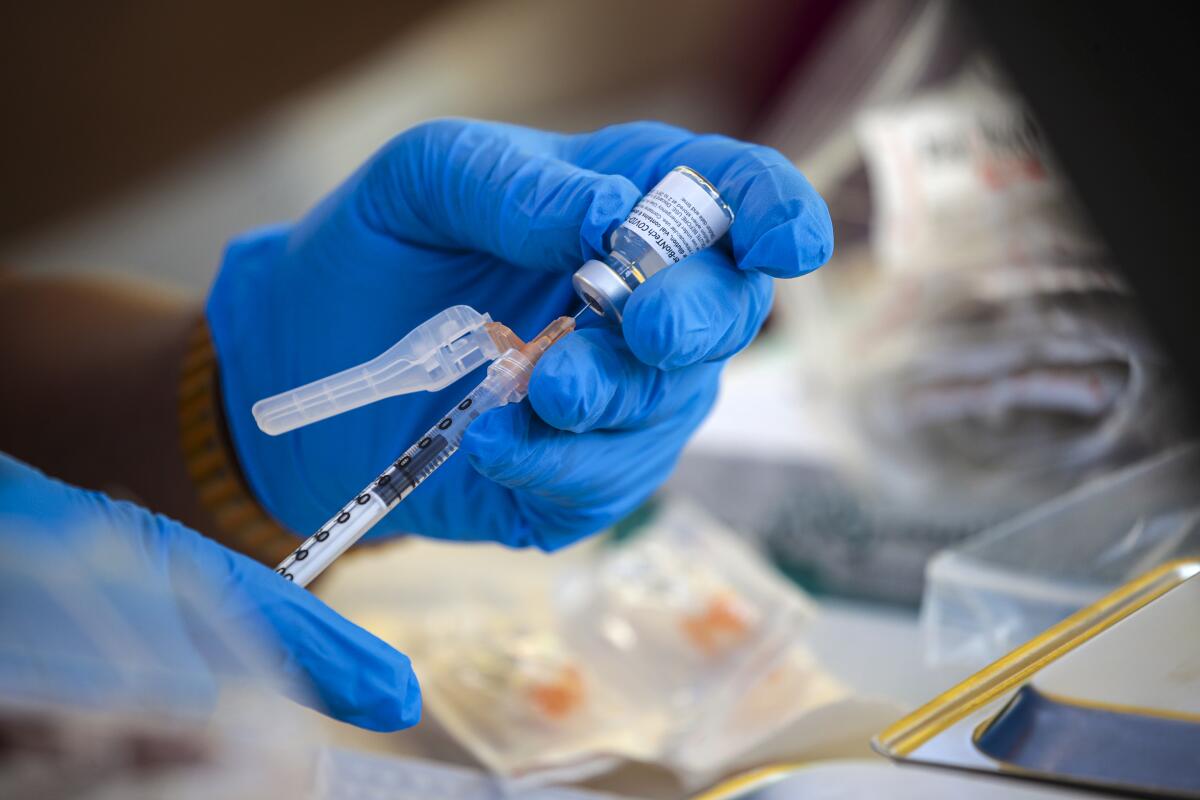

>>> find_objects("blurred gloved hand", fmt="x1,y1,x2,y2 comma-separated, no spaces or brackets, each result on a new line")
0,452,420,732
208,119,832,550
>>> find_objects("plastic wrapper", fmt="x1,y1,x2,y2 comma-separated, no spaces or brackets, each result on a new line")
921,443,1200,668
555,503,829,782
414,613,640,786
757,56,1191,605
398,501,846,789
834,74,1187,516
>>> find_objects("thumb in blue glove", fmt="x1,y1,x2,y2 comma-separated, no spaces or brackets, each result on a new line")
0,452,420,731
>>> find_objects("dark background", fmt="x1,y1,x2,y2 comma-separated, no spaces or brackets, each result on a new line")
0,1,436,240
961,1,1200,407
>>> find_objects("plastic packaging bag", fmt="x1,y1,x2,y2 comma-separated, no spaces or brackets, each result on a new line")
838,75,1185,517
408,500,844,789
555,502,828,783
757,64,1191,606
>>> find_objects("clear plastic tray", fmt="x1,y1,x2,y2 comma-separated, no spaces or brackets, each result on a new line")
921,444,1200,666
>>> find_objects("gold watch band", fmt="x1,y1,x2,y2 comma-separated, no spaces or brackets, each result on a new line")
178,320,297,565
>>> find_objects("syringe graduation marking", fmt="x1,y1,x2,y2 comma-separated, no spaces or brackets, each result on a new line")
376,433,448,503
274,384,486,583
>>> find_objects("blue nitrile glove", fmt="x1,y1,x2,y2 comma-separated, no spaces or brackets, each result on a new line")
208,119,832,550
0,452,420,731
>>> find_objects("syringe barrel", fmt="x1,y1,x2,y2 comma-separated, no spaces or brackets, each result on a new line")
273,317,575,588
572,166,734,323
273,362,527,587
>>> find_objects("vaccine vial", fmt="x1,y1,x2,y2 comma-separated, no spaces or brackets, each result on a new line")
572,166,735,322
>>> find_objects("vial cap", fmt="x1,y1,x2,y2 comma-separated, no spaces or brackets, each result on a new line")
572,260,633,323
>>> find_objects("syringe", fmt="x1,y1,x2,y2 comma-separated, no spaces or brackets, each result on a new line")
274,316,575,587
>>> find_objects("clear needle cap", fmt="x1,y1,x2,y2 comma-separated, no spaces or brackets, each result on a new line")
253,305,508,436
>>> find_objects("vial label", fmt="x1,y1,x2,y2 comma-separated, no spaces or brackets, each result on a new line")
620,169,732,276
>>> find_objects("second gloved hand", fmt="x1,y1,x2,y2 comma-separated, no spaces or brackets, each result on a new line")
208,119,833,550
0,453,420,732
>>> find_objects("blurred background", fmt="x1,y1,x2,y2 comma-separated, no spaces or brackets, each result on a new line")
2,0,1198,797
0,0,809,288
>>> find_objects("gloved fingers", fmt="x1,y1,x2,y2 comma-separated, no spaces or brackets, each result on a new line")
1,514,221,716
565,121,834,278
358,119,641,271
0,454,421,731
462,387,715,550
166,529,422,732
621,248,775,369
527,327,724,432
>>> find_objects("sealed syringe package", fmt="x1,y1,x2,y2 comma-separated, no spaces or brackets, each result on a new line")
410,500,848,790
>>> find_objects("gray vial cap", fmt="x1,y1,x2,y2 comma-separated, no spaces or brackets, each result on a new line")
572,260,633,323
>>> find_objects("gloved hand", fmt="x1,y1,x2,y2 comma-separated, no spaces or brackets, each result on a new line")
0,452,420,731
208,119,832,550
